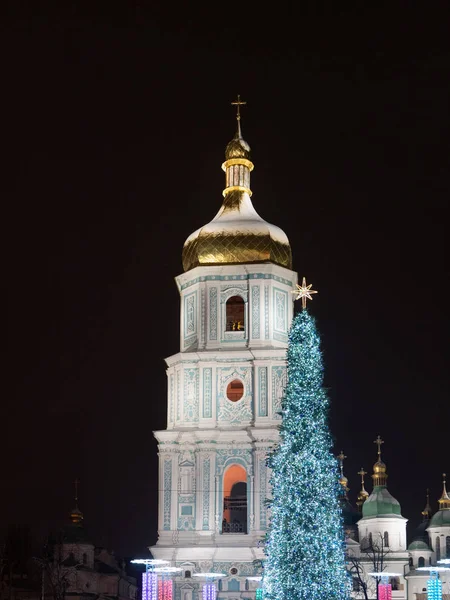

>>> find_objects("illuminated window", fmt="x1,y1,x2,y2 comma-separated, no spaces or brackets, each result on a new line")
226,296,245,331
226,379,244,402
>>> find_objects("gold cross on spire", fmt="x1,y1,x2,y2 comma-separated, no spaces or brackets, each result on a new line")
74,478,80,505
231,94,246,121
358,468,367,482
337,451,347,476
291,277,318,309
374,435,384,457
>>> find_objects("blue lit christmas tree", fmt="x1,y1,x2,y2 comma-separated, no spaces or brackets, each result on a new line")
262,279,349,600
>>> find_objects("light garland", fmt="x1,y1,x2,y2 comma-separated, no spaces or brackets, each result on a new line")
378,582,392,600
142,572,158,600
427,572,443,600
158,579,173,600
262,309,350,600
202,583,216,600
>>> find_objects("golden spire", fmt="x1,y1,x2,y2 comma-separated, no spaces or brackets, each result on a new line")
372,435,388,487
231,94,246,138
70,478,84,524
438,473,450,510
337,451,349,494
291,277,318,310
422,488,432,520
356,468,369,512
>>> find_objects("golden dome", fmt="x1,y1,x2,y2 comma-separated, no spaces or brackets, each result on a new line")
225,133,251,160
373,459,387,474
182,124,292,272
70,506,83,524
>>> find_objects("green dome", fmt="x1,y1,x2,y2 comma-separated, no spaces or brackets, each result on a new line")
408,540,430,551
362,486,402,518
429,510,450,527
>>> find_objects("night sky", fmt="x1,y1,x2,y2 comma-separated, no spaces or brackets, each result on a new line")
5,4,450,558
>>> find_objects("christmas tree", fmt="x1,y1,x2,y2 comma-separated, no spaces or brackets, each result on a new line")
262,285,349,600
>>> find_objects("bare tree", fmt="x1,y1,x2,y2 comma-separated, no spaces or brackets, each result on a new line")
34,533,81,600
347,533,391,600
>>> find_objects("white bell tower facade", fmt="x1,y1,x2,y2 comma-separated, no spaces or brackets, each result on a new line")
151,106,297,599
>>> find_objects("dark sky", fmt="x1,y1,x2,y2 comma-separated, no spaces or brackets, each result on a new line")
5,3,450,557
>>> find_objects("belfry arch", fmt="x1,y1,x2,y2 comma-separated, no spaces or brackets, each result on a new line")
222,464,248,533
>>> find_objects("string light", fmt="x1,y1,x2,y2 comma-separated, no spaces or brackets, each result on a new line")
142,573,158,600
262,309,350,600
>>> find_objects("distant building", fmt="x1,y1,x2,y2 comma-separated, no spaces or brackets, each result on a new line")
43,501,138,600
344,444,450,600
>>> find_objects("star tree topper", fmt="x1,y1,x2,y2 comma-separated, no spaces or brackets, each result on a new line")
291,276,318,309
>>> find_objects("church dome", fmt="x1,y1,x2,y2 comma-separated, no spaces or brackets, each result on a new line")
429,510,450,527
182,109,292,272
225,134,251,160
407,539,430,551
362,486,402,518
373,459,387,474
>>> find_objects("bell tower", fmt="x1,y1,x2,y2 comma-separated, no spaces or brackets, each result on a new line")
151,100,298,598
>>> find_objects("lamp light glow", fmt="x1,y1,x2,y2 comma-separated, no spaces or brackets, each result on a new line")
131,559,169,566
192,573,226,579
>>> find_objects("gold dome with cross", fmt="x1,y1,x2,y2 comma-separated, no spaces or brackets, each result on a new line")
182,97,292,272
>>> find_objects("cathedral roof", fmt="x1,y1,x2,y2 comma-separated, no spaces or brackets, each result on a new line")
429,509,450,527
407,539,430,551
362,486,402,518
182,102,292,272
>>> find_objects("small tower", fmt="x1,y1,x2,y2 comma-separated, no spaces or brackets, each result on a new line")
337,451,359,541
356,468,369,513
427,474,450,563
69,478,84,525
357,436,408,551
407,491,433,568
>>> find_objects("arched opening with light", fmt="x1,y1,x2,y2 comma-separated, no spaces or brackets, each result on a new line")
226,296,245,331
222,464,247,533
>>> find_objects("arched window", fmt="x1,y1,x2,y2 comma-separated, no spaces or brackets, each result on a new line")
226,296,245,331
368,532,373,548
222,464,247,534
446,536,450,558
409,557,413,567
390,577,400,591
436,537,441,561
418,556,425,567
384,531,389,547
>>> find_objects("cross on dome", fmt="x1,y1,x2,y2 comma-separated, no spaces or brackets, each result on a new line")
231,94,246,121
374,435,384,457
